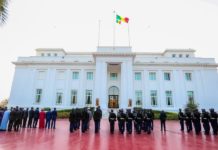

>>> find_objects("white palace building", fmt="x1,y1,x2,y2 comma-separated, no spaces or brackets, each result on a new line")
8,46,218,112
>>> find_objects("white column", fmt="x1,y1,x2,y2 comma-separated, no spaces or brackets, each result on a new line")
158,70,164,109
94,60,107,109
64,69,71,107
78,69,85,108
121,61,133,109
126,60,134,108
121,62,127,108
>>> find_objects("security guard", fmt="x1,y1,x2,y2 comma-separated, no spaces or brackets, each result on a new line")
185,109,192,132
178,109,185,131
126,109,134,134
209,108,218,135
201,109,210,135
192,109,201,134
135,110,143,134
117,109,126,134
108,109,116,134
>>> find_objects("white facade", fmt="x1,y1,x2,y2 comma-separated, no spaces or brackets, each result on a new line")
8,46,218,112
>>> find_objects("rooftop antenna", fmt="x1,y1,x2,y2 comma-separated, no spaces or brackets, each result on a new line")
97,20,101,48
113,11,116,50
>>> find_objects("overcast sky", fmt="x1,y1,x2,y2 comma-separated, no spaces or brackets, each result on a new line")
0,0,218,100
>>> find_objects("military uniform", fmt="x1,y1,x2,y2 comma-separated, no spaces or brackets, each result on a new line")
202,109,210,135
178,109,185,131
185,110,193,132
209,109,218,135
192,109,201,134
117,110,126,134
109,110,116,134
135,111,143,134
126,110,134,134
146,111,153,134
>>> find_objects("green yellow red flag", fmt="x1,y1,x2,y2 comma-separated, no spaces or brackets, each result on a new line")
116,14,129,24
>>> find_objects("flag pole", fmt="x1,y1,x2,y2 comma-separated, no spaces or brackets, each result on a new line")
127,22,131,47
97,20,101,47
113,11,116,50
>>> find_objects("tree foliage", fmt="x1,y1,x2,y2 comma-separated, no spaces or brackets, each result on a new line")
185,100,199,112
0,98,8,107
0,0,8,25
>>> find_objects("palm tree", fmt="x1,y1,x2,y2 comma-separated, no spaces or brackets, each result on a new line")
0,0,8,25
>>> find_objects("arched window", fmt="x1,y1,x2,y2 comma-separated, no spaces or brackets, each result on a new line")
108,86,119,95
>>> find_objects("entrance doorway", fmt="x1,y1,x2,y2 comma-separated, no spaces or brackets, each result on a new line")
108,86,119,108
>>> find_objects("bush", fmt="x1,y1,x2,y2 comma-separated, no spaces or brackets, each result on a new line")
185,100,199,112
133,108,178,120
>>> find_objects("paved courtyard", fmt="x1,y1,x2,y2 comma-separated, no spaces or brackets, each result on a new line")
0,119,218,150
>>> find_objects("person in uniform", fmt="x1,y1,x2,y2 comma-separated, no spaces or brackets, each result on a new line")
178,109,185,131
39,108,45,129
126,109,134,134
27,107,34,128
33,108,39,128
150,109,154,131
22,108,29,128
117,109,126,134
209,108,218,135
192,109,201,134
201,109,210,135
159,110,167,132
185,109,192,132
0,107,10,131
133,110,137,131
45,108,52,129
143,110,148,132
135,110,143,134
146,109,153,134
93,107,102,133
51,108,57,129
69,109,76,133
108,109,116,134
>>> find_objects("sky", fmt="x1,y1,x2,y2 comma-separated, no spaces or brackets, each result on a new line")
0,0,218,100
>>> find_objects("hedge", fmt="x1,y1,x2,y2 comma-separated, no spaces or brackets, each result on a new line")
55,108,178,120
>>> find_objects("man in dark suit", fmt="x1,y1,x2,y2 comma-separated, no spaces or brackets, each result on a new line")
93,107,102,133
159,110,167,132
33,108,39,128
45,108,52,129
22,108,29,128
81,107,89,133
51,108,57,129
69,109,76,133
27,107,34,128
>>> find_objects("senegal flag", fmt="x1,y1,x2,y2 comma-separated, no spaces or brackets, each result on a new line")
116,15,129,24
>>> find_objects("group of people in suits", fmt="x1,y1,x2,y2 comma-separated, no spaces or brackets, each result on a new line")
69,106,102,133
178,108,218,135
0,106,57,132
109,109,167,134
